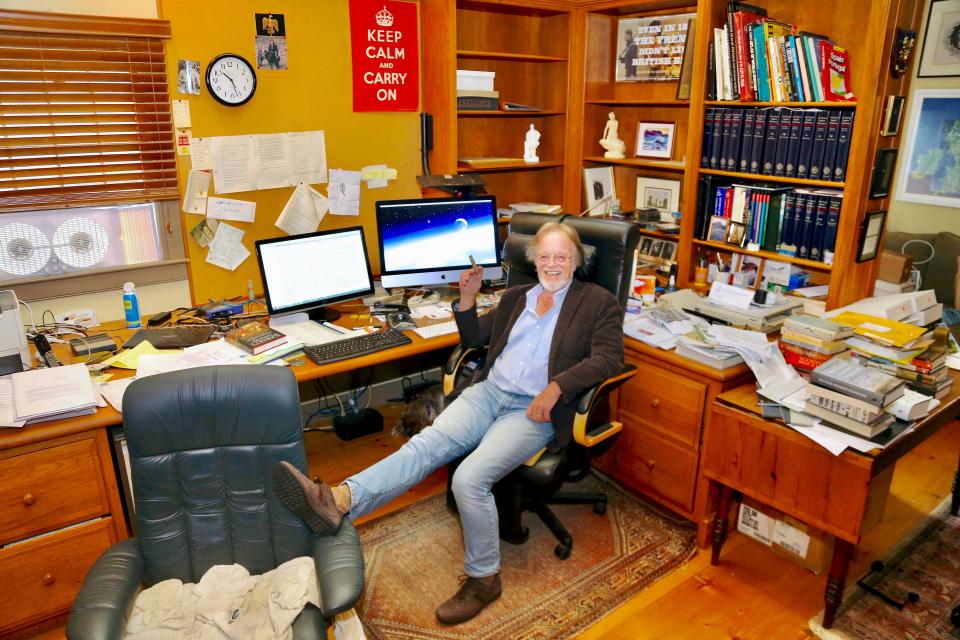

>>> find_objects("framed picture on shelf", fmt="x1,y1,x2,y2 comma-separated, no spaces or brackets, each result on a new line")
726,221,747,247
675,18,697,99
639,237,654,257
708,216,728,242
635,176,681,212
636,122,675,158
856,210,887,262
582,166,617,215
895,89,960,206
869,148,898,198
918,0,960,77
880,95,906,135
615,13,697,82
660,241,677,262
650,239,664,259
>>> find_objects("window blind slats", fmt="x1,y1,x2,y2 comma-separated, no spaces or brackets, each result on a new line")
0,26,177,212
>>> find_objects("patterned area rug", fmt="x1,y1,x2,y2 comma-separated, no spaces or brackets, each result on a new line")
356,474,697,639
810,499,960,640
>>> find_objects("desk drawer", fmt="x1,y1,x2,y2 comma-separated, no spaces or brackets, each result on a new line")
0,518,116,635
0,436,111,545
618,425,698,514
620,359,706,448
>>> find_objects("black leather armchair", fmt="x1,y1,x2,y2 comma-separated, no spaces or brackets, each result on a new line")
67,366,364,640
444,212,640,559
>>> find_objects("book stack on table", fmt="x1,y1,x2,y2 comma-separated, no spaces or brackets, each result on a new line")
778,314,851,373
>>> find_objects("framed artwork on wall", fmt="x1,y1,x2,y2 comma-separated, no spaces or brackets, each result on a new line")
895,88,960,207
856,210,887,262
636,122,675,158
918,0,960,77
869,148,898,198
880,95,906,136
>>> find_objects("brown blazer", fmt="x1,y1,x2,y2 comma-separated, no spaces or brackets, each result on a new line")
453,278,624,448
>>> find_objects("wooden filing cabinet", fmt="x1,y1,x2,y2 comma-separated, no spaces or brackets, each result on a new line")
598,338,752,545
0,427,127,636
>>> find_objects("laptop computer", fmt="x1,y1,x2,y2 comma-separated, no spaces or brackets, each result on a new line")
122,326,217,350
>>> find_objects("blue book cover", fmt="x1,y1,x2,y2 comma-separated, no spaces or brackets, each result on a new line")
822,196,841,255
809,111,830,180
739,109,756,173
822,109,842,181
834,110,854,181
797,194,818,260
780,191,798,249
727,109,745,172
809,196,829,261
749,109,768,174
761,110,781,175
796,109,818,179
752,23,772,102
773,108,792,177
785,36,805,101
702,108,715,167
784,109,804,177
710,108,723,169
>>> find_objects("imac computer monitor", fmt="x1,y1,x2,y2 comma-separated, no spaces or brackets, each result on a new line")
375,196,502,289
255,226,375,322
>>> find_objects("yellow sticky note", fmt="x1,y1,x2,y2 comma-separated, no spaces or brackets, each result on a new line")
103,341,178,369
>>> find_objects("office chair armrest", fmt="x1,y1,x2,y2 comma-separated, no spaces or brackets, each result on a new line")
66,538,144,640
311,519,365,618
571,363,638,448
442,345,487,397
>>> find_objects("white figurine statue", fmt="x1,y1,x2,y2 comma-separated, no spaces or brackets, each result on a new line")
600,111,626,159
523,123,541,163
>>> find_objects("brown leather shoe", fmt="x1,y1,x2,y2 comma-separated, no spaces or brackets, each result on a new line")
435,573,501,625
272,461,342,535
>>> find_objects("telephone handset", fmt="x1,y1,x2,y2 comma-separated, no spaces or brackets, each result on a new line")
31,333,62,368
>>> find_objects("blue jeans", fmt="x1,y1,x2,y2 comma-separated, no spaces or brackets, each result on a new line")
344,380,554,577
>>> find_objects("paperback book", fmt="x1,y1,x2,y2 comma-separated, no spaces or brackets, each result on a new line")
226,321,287,355
811,357,905,407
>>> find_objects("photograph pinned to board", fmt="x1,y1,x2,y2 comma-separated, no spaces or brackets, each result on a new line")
880,95,906,136
636,122,675,158
177,60,201,95
918,0,960,77
582,166,617,215
635,176,681,212
615,13,697,82
895,88,960,206
189,218,219,248
255,12,288,70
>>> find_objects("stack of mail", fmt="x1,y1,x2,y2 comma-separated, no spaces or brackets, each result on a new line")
0,363,97,427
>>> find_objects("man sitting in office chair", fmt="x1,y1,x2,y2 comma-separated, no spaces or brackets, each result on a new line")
274,222,624,624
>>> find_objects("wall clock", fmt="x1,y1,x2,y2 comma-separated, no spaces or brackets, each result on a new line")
205,53,257,106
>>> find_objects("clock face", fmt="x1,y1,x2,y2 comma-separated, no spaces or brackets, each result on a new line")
205,54,256,106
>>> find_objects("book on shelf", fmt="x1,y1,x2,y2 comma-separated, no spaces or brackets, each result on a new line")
810,357,905,407
457,95,499,111
803,401,894,439
226,321,287,355
456,89,499,98
457,156,523,167
501,101,541,112
820,42,854,101
0,363,97,427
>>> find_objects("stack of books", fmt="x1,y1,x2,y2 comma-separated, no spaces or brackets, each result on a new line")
710,3,853,103
778,314,851,373
805,357,904,439
456,70,498,110
832,311,954,400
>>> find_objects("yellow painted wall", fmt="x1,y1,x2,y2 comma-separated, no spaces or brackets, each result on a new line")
160,0,423,304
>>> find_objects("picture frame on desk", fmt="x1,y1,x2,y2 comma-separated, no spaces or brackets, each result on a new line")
869,148,898,198
918,1,960,77
856,210,887,262
880,95,906,136
635,176,681,212
895,88,960,206
636,122,675,159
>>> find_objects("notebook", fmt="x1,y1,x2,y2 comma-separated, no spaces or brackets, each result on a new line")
122,326,216,349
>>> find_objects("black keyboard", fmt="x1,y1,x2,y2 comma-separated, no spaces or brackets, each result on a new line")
303,328,413,365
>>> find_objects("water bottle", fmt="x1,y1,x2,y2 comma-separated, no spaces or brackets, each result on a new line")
122,282,141,328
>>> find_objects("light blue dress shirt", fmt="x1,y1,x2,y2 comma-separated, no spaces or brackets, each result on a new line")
487,281,570,397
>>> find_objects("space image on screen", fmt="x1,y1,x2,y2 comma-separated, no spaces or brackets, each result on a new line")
375,196,502,288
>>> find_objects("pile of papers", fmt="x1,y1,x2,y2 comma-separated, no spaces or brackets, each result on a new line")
0,363,100,428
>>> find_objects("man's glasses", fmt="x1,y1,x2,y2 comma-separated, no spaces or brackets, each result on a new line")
535,254,572,265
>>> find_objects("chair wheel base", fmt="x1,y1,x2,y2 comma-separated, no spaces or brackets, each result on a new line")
555,544,571,559
593,501,607,515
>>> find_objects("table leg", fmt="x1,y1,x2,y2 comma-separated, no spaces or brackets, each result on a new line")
710,484,733,566
952,452,959,517
823,538,855,628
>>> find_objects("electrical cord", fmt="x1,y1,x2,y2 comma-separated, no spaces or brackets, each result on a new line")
901,238,935,291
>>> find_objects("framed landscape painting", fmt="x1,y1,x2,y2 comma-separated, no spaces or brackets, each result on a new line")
895,89,960,207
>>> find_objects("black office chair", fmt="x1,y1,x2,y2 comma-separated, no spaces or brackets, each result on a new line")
66,366,364,640
444,212,640,559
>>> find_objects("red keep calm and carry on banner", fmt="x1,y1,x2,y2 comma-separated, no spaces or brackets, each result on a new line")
349,0,419,112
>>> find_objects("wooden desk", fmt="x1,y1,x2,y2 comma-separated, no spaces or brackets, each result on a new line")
0,321,459,637
703,376,960,628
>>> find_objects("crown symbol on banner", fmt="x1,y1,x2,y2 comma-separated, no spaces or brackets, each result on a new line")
375,6,394,27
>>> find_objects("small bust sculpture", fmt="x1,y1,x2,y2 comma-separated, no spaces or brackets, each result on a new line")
523,124,541,163
600,112,626,159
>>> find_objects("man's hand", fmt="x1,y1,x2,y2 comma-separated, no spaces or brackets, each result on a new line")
527,381,562,423
458,265,483,310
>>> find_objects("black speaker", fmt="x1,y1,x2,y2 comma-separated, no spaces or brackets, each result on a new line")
420,112,433,151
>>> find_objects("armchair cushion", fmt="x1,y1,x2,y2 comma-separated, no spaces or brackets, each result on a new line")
66,538,144,640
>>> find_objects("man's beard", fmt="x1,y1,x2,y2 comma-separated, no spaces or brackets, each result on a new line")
540,275,572,293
